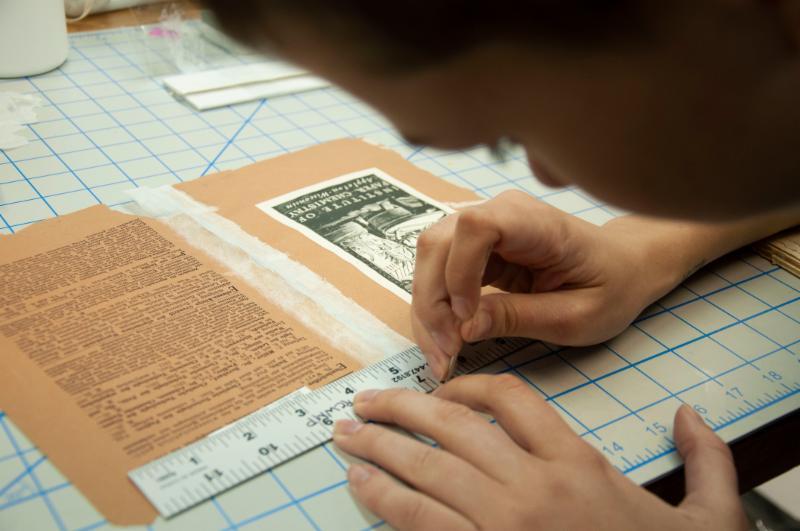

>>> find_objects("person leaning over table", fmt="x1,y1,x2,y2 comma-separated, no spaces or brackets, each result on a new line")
203,1,800,529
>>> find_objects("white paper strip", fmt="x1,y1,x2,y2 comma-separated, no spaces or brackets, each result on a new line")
184,75,330,111
162,62,307,95
162,62,330,110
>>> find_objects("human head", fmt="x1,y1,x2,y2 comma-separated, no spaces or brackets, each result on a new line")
203,0,800,220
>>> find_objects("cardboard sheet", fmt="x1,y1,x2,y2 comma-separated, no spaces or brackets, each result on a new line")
755,226,800,278
0,206,360,524
178,139,480,339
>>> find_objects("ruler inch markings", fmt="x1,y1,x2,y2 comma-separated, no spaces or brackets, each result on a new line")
129,340,522,518
129,337,800,519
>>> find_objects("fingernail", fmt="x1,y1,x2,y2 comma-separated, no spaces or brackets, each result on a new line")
689,406,705,425
681,404,697,419
334,419,363,437
354,389,380,404
466,310,492,340
451,296,472,321
348,464,372,485
431,330,458,357
680,404,704,432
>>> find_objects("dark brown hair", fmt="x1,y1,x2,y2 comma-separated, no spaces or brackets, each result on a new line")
203,1,638,71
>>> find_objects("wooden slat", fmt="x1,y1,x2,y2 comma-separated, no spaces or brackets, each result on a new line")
67,1,200,33
754,227,800,278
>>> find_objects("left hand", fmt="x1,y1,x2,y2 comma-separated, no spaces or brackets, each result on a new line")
333,374,747,531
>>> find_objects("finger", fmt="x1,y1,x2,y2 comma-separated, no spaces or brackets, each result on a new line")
347,464,476,531
411,309,448,380
334,419,499,520
445,206,500,322
412,215,462,366
446,191,575,316
675,405,746,522
460,290,607,345
433,374,579,459
351,388,527,481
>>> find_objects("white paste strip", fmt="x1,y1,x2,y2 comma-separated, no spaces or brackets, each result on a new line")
444,199,486,209
126,186,413,365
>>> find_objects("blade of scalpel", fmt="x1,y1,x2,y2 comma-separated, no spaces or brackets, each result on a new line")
442,355,459,382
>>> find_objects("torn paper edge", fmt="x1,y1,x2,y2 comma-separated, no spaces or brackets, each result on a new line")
124,186,413,365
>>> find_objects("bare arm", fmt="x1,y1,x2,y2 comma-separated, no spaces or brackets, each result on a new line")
609,207,800,306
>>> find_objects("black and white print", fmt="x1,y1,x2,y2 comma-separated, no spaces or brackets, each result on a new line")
257,168,453,302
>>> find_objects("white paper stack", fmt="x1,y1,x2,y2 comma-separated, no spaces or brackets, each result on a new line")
162,62,330,111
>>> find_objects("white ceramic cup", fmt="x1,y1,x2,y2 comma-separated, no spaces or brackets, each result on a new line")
0,0,69,78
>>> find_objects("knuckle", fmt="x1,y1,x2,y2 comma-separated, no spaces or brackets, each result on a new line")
357,424,386,452
582,444,612,471
541,468,575,502
570,297,598,322
410,277,426,299
558,437,610,472
454,208,489,234
355,480,382,508
375,388,407,407
412,302,452,332
435,401,474,426
361,389,405,421
546,301,584,341
410,280,432,308
494,296,519,336
409,445,440,473
495,189,530,205
399,494,428,526
415,226,443,253
488,373,529,396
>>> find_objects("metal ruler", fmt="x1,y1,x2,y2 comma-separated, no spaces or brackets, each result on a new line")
129,338,531,518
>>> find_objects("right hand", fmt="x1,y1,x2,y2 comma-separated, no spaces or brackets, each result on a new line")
411,190,679,379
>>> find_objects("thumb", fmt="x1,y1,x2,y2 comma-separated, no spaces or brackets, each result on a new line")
675,405,745,523
459,291,596,345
